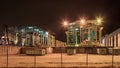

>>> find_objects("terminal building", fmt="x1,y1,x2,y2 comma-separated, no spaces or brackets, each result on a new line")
0,25,55,47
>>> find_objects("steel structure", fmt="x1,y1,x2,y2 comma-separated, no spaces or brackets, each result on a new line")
104,28,120,48
1,25,55,47
66,20,103,47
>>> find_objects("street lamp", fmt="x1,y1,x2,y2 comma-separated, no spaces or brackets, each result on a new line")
80,18,86,42
97,18,101,23
75,28,79,46
46,31,49,35
80,19,85,25
96,16,103,46
45,31,49,46
63,21,68,27
96,17,103,26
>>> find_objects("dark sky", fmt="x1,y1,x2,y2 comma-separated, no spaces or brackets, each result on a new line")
0,0,120,42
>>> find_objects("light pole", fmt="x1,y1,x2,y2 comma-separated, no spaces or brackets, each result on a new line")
46,31,49,46
99,27,103,46
96,17,103,46
65,31,69,45
75,28,78,46
4,25,9,68
80,18,86,44
63,20,68,45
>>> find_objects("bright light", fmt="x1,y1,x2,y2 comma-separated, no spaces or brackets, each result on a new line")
79,16,86,25
1,36,4,38
28,26,33,29
80,18,86,25
15,39,18,45
75,28,79,31
81,19,85,24
46,32,49,35
63,21,68,26
100,27,103,30
97,18,101,23
96,16,103,25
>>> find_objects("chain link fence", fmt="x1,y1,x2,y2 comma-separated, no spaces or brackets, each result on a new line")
0,45,120,68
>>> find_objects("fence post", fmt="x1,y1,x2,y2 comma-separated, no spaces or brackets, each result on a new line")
60,47,62,68
34,46,36,68
112,48,114,68
5,25,9,68
86,47,88,68
5,44,8,68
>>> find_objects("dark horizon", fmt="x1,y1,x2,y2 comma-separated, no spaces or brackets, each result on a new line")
0,0,120,42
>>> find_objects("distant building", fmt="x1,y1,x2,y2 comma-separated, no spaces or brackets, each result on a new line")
104,28,120,48
55,40,66,47
0,25,55,47
48,34,55,47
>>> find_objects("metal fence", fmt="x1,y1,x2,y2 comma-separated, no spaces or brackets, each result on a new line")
0,45,120,68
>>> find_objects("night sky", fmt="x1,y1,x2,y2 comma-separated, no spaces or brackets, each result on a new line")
0,0,120,42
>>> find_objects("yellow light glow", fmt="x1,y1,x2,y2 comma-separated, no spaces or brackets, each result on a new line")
97,18,101,23
15,39,18,45
46,32,49,35
79,16,86,25
80,19,85,24
63,21,68,26
100,27,103,30
96,16,103,25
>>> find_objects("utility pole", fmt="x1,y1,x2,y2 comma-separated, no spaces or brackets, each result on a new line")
5,25,9,68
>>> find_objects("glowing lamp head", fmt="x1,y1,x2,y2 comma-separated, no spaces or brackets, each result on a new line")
80,19,85,24
63,21,68,26
96,18,102,25
96,16,103,25
97,18,101,23
46,32,49,35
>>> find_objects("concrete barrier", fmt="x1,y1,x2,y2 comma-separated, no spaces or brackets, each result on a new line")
52,47,67,53
108,48,120,55
67,48,76,55
97,48,107,55
26,49,46,56
21,46,47,54
0,45,21,55
46,47,53,54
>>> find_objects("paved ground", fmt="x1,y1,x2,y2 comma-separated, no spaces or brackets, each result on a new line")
0,54,120,68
